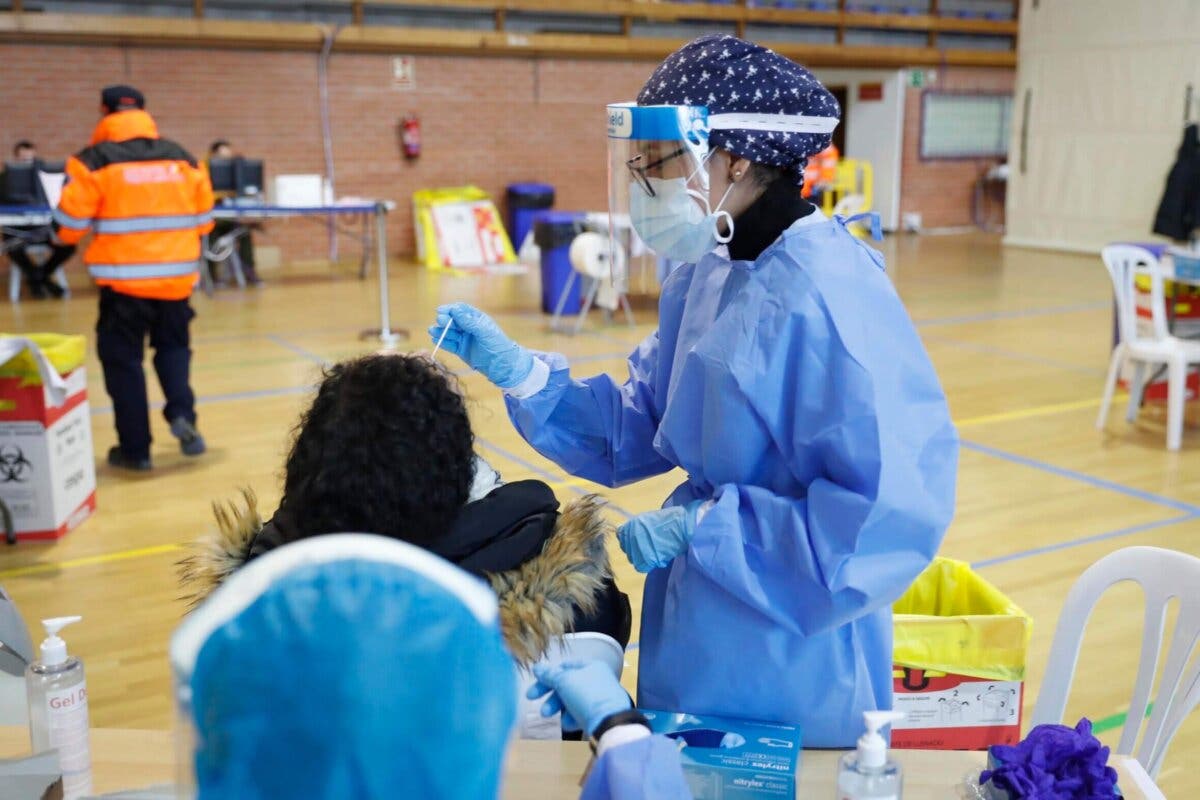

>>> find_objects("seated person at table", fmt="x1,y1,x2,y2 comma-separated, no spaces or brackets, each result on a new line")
179,352,632,670
171,535,691,799
1,140,76,299
206,139,261,286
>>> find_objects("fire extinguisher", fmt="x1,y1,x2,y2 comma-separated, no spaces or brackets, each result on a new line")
400,113,421,160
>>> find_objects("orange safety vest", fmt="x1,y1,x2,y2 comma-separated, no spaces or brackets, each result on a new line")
801,144,840,199
54,110,214,300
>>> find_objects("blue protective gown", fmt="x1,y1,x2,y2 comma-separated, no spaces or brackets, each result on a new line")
506,215,958,747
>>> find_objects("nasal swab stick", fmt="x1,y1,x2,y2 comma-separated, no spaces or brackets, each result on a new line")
431,318,453,359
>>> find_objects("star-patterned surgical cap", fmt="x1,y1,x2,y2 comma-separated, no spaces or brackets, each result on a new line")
637,34,840,185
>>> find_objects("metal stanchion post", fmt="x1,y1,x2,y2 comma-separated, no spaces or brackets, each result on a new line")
360,201,407,345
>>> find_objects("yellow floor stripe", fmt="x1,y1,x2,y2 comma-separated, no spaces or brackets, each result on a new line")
956,394,1125,429
0,543,183,580
0,395,1132,580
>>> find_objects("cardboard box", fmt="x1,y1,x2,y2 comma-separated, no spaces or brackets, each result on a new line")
891,668,1024,750
642,710,801,799
0,336,96,541
891,557,1031,750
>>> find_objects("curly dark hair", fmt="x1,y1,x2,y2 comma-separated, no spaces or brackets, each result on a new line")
274,354,475,546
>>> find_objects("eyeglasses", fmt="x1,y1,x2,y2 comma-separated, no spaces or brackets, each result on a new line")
626,147,687,198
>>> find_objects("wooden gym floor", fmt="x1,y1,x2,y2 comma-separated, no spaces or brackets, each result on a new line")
2,232,1198,793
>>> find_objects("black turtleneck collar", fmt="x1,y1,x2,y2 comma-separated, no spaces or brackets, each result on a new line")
727,178,817,262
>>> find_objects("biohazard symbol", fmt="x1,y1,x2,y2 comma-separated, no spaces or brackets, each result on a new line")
0,445,32,483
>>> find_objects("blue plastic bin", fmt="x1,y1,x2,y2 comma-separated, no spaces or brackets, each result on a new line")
534,211,584,315
506,183,555,251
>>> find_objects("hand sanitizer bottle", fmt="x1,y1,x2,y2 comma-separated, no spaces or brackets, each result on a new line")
837,710,905,800
26,616,92,799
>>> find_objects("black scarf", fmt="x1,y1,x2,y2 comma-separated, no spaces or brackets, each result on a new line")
727,178,817,262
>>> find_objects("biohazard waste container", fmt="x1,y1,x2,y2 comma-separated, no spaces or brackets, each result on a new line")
0,334,96,541
534,211,584,315
890,557,1031,750
506,183,555,252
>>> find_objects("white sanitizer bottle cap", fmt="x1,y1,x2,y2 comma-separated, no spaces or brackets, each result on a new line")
40,615,81,666
857,710,905,769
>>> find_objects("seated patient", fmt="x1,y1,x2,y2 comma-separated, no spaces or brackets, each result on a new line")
179,353,632,666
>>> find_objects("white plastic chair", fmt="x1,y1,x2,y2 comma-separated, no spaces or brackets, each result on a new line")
1097,245,1200,450
1031,546,1200,778
201,228,248,294
514,631,625,740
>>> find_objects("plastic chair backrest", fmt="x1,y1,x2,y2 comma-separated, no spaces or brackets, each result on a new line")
1031,546,1200,778
1102,245,1170,346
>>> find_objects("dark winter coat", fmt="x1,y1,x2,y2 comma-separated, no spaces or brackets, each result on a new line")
1153,124,1200,241
178,484,631,667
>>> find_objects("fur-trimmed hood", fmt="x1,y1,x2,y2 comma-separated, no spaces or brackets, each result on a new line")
177,488,619,667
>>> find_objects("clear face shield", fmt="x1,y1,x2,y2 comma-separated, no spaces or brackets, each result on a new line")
607,103,713,288
172,660,199,798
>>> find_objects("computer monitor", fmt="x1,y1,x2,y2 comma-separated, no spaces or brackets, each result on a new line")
208,158,237,194
235,159,264,197
2,162,39,205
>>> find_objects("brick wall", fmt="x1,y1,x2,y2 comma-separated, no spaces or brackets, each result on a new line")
1,44,1014,259
0,43,650,264
900,66,1015,229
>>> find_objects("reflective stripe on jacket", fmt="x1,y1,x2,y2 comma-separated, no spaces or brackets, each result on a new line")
56,110,215,300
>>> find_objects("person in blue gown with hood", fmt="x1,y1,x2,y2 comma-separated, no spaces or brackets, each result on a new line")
171,533,695,798
430,33,958,747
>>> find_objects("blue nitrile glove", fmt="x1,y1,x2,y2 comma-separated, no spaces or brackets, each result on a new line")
617,502,702,573
526,660,632,736
427,302,534,389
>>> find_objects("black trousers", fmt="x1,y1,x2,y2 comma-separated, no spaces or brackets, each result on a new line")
96,288,197,460
3,229,76,282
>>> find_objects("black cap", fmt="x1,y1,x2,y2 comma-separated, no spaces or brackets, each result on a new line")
100,85,145,113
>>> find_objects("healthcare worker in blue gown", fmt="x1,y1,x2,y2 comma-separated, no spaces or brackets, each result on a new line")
430,34,959,748
169,533,694,798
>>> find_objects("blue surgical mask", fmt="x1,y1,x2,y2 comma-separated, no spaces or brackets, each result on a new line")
630,176,734,264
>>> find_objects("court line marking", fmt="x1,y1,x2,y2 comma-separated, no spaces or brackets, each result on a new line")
960,440,1200,515
955,395,1121,428
971,514,1197,570
923,335,1106,377
0,543,183,580
1093,703,1153,736
914,301,1110,327
264,334,332,366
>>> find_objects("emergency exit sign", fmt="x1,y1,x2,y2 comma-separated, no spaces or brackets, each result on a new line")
909,69,937,88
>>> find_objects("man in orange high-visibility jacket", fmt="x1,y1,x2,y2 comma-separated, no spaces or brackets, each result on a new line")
801,142,839,203
54,85,214,471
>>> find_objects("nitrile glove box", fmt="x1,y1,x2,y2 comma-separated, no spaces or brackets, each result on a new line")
642,710,801,799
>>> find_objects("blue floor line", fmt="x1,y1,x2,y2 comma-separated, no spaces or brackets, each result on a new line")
915,301,1110,328
90,384,314,416
474,437,635,520
971,513,1197,569
961,440,1200,515
265,334,330,366
924,336,1106,377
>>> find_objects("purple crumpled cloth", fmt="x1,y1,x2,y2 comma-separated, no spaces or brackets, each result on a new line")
980,719,1119,799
